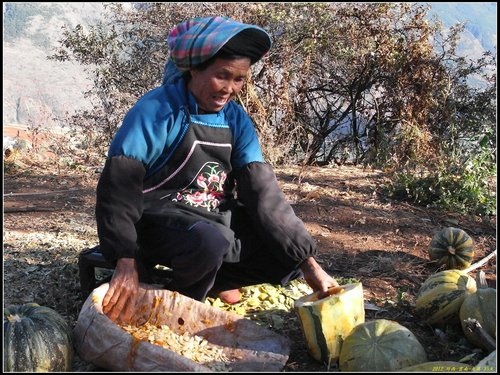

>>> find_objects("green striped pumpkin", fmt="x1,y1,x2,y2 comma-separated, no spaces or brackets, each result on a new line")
338,319,427,371
294,283,365,364
415,269,477,325
3,303,73,372
428,227,474,270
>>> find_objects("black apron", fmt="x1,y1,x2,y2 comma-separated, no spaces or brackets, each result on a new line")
139,109,241,262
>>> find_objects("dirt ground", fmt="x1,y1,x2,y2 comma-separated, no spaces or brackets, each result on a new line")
3,155,497,372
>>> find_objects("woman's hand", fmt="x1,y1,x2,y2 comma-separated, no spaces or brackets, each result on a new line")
300,256,339,298
102,258,139,323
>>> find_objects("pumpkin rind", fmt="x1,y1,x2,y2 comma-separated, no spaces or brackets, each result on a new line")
475,350,496,372
459,281,496,349
338,319,427,371
3,303,73,372
428,227,474,270
415,269,477,325
294,283,365,364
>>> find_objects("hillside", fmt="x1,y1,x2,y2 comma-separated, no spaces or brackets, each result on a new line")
425,2,497,53
2,3,107,128
2,2,497,131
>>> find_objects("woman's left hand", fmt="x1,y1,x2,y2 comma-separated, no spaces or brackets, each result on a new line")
300,256,339,296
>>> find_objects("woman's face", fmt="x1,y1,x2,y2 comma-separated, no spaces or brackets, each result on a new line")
188,57,251,113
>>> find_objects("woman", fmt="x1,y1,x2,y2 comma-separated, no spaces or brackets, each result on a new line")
96,16,338,323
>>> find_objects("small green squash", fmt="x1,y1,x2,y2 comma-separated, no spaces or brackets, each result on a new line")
428,227,474,270
459,271,496,350
400,361,473,371
415,269,477,325
338,319,427,371
3,303,73,372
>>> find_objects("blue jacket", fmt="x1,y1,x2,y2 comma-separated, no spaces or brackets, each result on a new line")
108,77,264,177
95,77,317,268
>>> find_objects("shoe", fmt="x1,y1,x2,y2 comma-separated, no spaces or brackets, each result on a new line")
218,289,242,304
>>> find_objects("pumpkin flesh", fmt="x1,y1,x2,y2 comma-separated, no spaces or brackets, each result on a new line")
294,282,365,364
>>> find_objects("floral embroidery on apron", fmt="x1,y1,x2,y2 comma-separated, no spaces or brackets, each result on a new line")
142,110,233,213
172,161,227,210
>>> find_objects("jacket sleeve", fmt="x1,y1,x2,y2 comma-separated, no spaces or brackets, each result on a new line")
95,155,146,264
234,161,318,269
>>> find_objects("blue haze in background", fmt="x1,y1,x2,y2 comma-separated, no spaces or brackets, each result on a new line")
2,2,497,129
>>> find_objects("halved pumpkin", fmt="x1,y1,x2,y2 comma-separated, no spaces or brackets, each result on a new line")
294,283,365,364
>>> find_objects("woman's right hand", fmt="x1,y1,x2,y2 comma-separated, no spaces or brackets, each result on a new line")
102,257,139,323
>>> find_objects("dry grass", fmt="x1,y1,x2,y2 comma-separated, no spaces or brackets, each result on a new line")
3,159,496,372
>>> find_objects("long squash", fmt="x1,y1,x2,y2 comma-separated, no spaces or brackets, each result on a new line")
415,269,477,325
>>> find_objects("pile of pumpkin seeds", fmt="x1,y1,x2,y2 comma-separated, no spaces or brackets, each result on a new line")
119,322,232,371
205,278,314,329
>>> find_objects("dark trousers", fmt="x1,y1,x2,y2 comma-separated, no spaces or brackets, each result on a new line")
136,217,302,301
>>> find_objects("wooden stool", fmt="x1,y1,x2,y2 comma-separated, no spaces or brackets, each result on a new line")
78,246,115,297
78,246,173,297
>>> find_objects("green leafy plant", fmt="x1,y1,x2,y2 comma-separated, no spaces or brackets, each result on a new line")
387,133,496,215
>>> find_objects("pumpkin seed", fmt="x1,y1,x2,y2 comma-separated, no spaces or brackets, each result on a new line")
119,322,232,371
